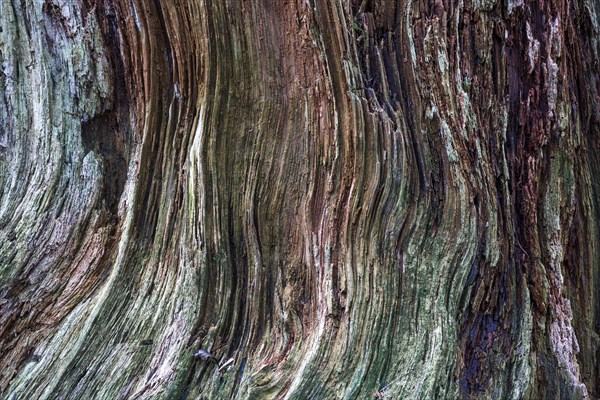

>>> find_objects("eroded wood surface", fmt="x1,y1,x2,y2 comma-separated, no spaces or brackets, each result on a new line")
1,0,599,398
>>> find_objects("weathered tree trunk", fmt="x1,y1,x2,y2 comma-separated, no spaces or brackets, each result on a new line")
1,0,599,398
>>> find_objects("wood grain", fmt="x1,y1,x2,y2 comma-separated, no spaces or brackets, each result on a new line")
1,0,599,398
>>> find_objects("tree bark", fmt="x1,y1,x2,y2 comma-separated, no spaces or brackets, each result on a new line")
1,0,599,398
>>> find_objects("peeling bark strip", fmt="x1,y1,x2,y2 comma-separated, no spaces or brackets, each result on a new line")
0,0,599,398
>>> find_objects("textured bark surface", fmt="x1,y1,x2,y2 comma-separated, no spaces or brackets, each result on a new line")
1,0,600,398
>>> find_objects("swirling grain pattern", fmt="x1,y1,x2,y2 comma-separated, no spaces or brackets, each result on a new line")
0,0,599,399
